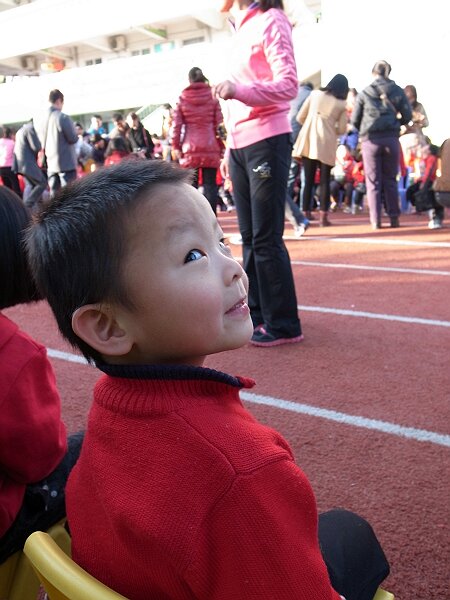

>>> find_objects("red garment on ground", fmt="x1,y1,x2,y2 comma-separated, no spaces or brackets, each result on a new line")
67,368,340,600
0,313,67,537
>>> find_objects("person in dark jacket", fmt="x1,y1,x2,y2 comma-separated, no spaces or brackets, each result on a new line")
35,89,78,197
126,112,154,159
351,60,412,229
13,120,48,213
171,67,224,214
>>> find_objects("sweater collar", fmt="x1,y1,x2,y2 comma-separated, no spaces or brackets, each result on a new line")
94,363,255,416
97,362,247,387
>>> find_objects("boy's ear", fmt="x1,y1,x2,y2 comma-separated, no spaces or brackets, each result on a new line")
72,304,133,358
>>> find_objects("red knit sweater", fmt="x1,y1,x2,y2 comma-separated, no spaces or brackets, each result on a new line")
0,313,67,537
67,364,340,600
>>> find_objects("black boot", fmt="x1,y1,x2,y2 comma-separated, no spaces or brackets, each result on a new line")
390,216,399,228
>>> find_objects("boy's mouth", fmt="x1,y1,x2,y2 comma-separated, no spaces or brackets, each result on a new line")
225,299,249,315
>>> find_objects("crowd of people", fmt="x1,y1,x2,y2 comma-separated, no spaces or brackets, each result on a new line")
0,0,448,599
0,64,447,229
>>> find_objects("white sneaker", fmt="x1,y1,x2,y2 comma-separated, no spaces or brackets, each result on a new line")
294,219,309,238
428,219,443,229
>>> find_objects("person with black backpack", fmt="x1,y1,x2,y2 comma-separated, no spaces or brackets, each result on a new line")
351,60,412,230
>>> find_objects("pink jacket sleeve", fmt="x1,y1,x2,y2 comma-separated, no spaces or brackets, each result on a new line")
233,10,298,107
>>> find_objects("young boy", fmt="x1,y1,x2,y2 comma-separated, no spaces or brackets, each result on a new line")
27,161,388,600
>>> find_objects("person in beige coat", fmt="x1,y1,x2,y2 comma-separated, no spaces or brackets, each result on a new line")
432,137,450,228
293,74,348,226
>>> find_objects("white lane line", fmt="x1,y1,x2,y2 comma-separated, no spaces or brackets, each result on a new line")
292,260,450,277
229,234,450,248
46,346,450,448
326,237,450,248
241,392,450,448
47,348,89,364
297,305,450,327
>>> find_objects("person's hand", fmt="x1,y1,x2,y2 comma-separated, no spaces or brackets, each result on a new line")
218,0,234,12
220,157,229,179
213,81,236,100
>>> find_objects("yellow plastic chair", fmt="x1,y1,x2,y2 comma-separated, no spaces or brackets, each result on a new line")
22,529,394,600
374,589,395,600
23,531,127,600
0,521,71,600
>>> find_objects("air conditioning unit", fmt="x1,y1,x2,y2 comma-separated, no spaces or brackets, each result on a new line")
20,55,38,71
109,35,127,52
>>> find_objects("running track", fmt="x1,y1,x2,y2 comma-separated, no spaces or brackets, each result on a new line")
5,209,449,599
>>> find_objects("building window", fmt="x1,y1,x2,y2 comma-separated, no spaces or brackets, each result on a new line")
86,58,102,66
182,37,205,46
154,41,175,53
132,49,151,56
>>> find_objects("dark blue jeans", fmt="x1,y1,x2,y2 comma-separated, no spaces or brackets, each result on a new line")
361,136,400,225
229,134,301,337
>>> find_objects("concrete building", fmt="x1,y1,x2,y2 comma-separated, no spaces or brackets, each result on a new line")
0,0,446,144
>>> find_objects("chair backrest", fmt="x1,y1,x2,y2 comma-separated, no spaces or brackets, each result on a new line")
23,529,394,600
0,521,71,600
23,532,128,600
373,587,395,600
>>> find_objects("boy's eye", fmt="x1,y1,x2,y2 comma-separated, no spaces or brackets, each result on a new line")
184,249,204,263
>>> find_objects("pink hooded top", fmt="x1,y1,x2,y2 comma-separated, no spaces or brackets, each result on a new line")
223,4,298,150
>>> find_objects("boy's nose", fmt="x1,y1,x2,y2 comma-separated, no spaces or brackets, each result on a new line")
223,254,244,285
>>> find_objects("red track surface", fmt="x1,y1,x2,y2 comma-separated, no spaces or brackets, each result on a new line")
5,209,450,599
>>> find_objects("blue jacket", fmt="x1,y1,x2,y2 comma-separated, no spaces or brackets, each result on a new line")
289,83,313,143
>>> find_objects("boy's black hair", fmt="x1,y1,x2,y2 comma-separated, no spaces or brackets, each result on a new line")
27,161,191,363
0,187,42,309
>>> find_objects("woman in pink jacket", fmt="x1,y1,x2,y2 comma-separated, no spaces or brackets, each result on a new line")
214,0,302,347
172,67,224,214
